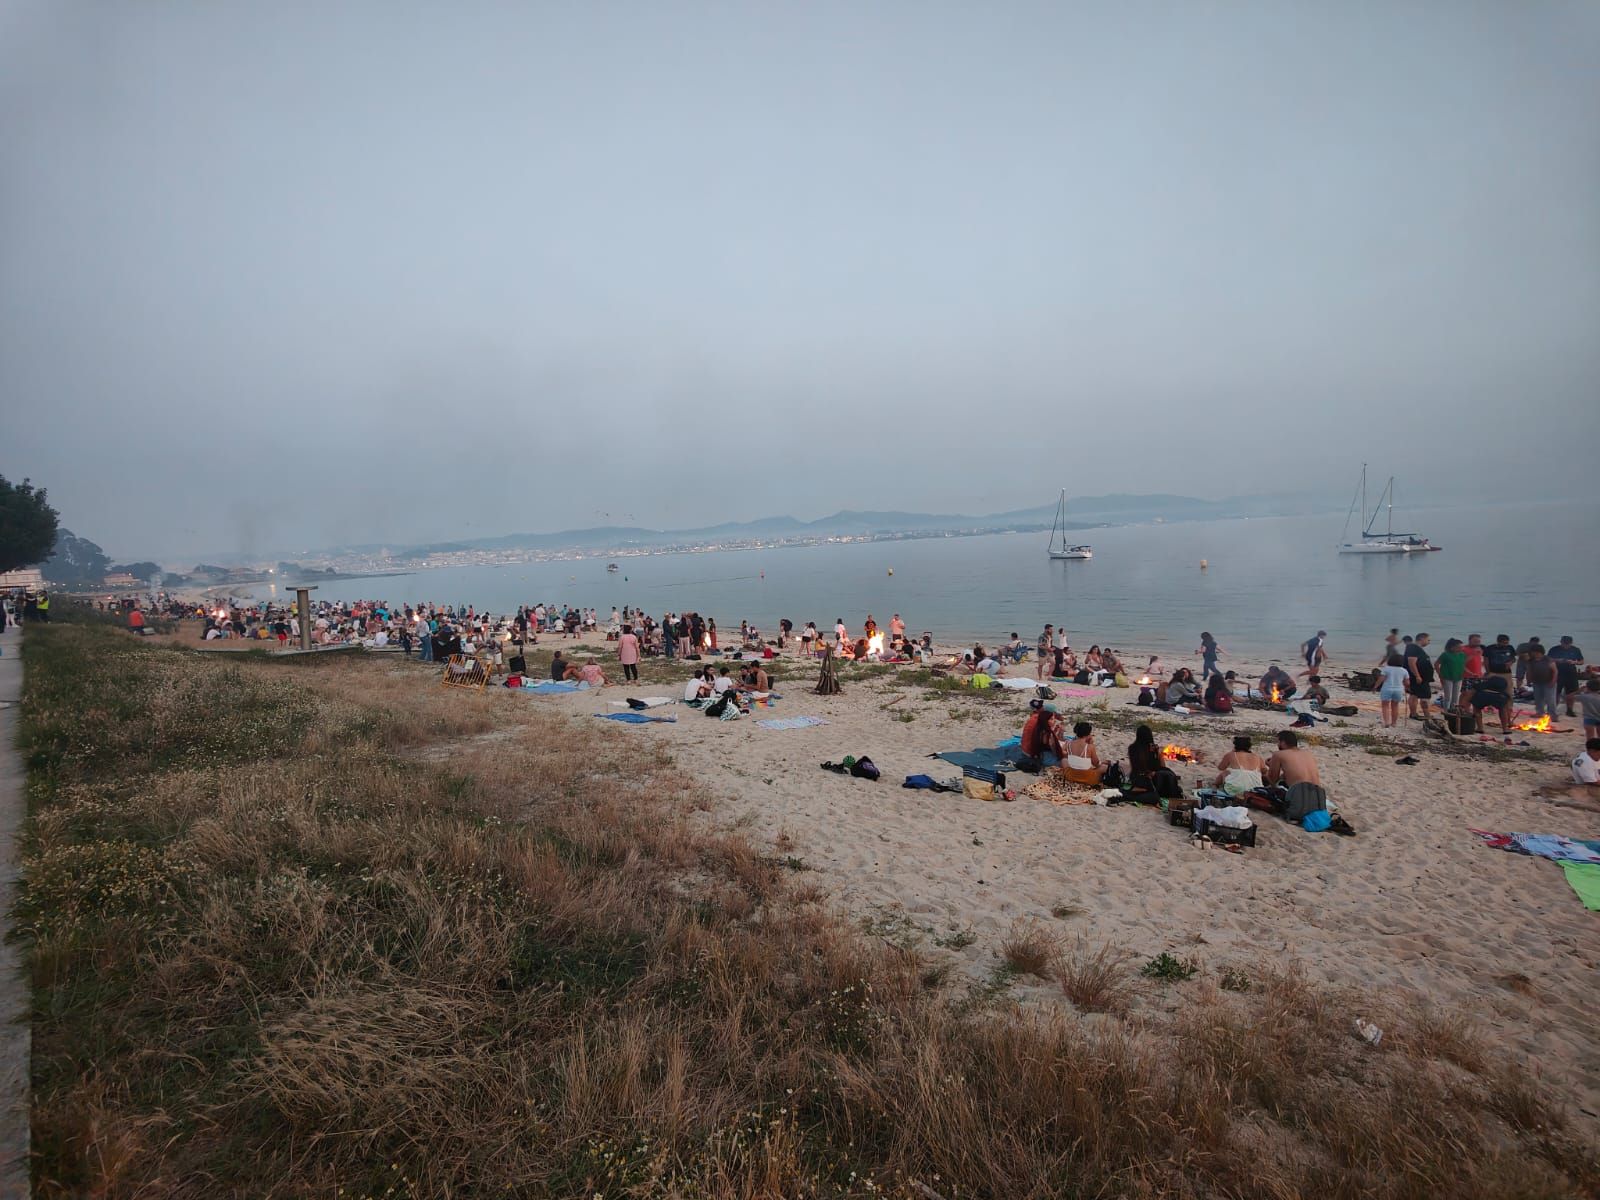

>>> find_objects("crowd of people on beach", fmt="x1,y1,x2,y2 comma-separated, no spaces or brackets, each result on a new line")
65,585,1600,790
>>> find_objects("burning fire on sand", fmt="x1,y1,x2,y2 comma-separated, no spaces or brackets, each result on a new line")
1514,715,1554,733
1161,744,1198,763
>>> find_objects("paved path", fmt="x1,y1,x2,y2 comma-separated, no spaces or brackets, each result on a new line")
0,620,30,1198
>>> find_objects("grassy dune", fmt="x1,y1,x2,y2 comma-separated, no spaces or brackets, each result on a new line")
15,615,1597,1197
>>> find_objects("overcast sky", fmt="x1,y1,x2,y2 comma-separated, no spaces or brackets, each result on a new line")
2,1,1597,561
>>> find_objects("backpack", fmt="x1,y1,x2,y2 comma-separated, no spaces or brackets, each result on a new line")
849,756,881,781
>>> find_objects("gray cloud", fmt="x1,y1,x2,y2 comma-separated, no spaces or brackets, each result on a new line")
2,0,1597,560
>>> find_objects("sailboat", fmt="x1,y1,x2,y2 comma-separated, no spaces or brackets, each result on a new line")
1047,490,1093,560
1338,465,1440,554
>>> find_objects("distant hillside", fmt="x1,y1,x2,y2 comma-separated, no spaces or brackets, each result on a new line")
366,491,1334,558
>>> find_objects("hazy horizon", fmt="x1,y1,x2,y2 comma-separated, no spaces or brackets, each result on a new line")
4,1,1598,562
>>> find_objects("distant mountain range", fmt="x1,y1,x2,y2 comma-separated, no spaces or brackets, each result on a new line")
373,491,1334,558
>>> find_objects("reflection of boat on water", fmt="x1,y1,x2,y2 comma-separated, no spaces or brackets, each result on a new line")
606,563,619,572
1338,465,1440,554
1047,490,1093,559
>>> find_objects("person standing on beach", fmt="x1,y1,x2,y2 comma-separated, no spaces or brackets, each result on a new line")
1404,633,1433,719
1199,632,1221,680
1436,638,1467,713
834,618,848,650
1515,636,1543,691
1300,631,1327,677
890,613,905,642
1037,624,1054,681
1548,636,1585,717
1526,643,1559,720
802,621,816,657
617,624,640,682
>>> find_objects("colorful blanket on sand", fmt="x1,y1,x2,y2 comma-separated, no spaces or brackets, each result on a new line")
755,716,829,730
1469,830,1600,864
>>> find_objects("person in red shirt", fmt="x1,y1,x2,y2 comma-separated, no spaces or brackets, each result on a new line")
1463,633,1486,680
128,608,145,635
1020,702,1064,766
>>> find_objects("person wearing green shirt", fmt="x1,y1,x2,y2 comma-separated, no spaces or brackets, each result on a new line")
1437,638,1468,712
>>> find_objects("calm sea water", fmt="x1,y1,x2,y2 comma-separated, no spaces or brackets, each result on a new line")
257,500,1597,661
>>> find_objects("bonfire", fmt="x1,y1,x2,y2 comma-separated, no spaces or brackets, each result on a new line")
1514,715,1554,733
1161,743,1199,763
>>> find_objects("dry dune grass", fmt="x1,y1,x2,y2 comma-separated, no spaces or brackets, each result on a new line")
16,617,1600,1198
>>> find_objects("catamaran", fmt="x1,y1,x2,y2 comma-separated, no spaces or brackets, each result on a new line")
1338,465,1439,554
1047,490,1093,560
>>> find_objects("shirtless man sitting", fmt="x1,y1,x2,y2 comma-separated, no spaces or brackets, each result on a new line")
1264,730,1338,824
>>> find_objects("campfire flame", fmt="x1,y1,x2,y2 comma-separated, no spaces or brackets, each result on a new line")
1269,684,1282,705
1136,676,1152,686
1514,715,1554,733
1160,743,1197,763
867,632,885,657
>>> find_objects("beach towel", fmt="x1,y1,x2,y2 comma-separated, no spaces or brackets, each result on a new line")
756,716,829,730
595,712,677,724
609,697,673,709
1559,864,1600,911
992,677,1038,691
1469,830,1600,864
524,680,580,694
934,746,1019,772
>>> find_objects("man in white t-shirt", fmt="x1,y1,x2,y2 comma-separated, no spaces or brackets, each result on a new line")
713,667,736,695
683,670,713,702
1573,739,1600,786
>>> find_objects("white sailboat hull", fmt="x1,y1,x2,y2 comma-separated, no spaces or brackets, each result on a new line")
1338,540,1435,554
1049,548,1092,560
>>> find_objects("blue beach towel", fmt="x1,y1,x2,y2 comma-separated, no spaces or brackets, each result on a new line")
755,716,829,730
595,712,677,724
934,746,1020,772
524,680,580,694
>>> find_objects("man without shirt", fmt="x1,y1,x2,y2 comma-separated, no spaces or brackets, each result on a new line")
1265,730,1329,821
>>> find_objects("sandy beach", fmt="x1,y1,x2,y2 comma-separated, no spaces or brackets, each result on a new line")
402,631,1600,1128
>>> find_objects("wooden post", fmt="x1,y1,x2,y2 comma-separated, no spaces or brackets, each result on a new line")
293,586,317,651
814,645,842,695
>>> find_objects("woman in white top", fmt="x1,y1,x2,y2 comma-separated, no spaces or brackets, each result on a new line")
1377,652,1410,728
1212,735,1265,795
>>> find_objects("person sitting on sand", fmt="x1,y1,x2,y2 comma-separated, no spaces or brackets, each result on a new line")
1145,655,1168,683
1019,701,1065,767
1264,730,1328,820
1101,647,1123,676
1164,668,1200,707
1258,663,1296,703
550,650,569,681
684,668,714,702
1213,736,1266,795
1572,738,1600,787
713,666,736,695
1302,675,1330,707
739,662,770,692
1062,721,1106,786
578,657,607,687
1004,633,1025,663
1126,725,1180,798
1203,673,1234,714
